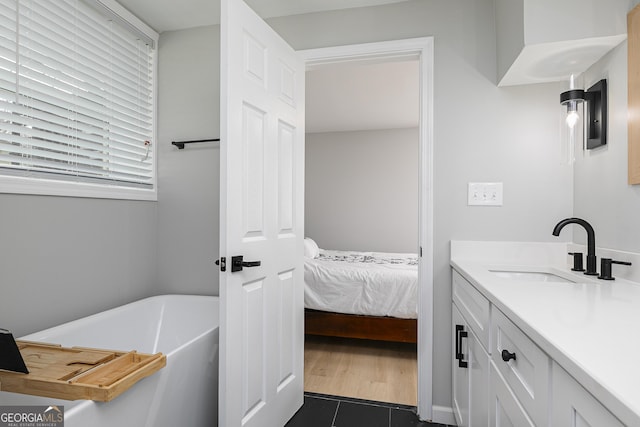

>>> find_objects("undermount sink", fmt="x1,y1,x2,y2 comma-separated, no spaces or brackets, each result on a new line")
490,270,576,283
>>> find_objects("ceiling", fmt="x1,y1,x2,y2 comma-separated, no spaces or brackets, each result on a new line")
115,0,409,33
306,59,419,134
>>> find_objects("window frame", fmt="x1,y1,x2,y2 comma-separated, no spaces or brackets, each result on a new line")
0,0,159,201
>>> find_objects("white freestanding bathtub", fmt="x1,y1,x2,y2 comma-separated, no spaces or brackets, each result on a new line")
0,295,219,427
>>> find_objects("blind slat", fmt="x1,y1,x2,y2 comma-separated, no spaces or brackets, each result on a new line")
0,88,150,145
18,27,153,104
0,109,151,159
0,155,153,183
19,22,150,95
19,59,152,121
0,136,153,176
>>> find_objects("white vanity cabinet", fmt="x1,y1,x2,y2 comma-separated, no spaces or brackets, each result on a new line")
452,271,490,427
451,267,626,427
450,240,640,426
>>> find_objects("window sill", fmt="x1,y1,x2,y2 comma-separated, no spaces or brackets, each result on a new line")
0,176,157,201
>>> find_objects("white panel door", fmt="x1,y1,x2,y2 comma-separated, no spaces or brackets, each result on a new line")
219,0,305,425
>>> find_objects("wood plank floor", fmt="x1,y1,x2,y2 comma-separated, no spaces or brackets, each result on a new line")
304,335,418,406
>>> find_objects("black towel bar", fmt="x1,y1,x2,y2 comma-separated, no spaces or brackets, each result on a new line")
171,138,220,149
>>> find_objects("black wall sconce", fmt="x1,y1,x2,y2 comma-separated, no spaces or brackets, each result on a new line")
560,79,607,151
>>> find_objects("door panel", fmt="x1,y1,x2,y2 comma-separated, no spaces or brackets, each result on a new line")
551,362,623,427
452,305,469,427
278,122,295,234
220,0,305,425
277,270,295,389
489,364,535,427
242,104,266,237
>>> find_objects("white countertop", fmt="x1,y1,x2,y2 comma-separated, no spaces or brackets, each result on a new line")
450,241,640,427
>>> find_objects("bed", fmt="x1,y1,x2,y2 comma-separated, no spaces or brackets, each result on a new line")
303,238,418,343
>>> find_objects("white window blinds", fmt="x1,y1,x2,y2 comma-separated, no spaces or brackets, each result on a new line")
0,0,155,192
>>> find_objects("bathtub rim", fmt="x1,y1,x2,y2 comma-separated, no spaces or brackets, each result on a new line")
20,294,220,342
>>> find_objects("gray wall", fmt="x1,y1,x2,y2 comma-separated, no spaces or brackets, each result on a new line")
0,195,157,337
156,26,221,296
155,0,573,412
574,34,640,252
305,128,419,253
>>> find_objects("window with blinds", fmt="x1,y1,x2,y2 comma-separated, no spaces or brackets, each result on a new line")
0,0,157,199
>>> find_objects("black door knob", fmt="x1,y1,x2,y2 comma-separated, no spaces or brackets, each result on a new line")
501,349,516,362
231,255,262,272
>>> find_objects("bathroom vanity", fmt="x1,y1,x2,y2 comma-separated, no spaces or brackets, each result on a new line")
450,241,640,426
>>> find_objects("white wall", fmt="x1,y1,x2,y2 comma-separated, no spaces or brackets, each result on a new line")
305,128,419,253
0,195,157,337
156,26,221,295
155,0,573,413
574,34,640,252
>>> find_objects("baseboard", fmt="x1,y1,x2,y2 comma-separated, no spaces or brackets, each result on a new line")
430,405,456,425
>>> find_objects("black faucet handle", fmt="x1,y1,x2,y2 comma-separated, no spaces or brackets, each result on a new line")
568,252,585,272
598,258,632,281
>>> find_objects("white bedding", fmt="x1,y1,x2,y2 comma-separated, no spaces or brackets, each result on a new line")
304,249,418,319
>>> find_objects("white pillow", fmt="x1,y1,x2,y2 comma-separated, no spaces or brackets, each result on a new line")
304,238,320,259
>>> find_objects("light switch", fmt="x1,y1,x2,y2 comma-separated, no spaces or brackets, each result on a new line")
468,182,503,206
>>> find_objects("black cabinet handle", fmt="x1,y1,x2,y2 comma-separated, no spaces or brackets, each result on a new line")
231,255,262,272
455,325,463,360
501,349,516,362
455,324,468,368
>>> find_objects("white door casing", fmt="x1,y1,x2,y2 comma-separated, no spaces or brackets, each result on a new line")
219,0,305,425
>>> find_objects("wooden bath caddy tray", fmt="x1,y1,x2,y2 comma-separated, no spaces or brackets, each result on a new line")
0,340,166,401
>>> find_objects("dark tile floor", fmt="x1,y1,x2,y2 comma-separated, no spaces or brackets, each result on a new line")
285,393,451,427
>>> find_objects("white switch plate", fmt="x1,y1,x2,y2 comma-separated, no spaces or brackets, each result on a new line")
468,182,503,206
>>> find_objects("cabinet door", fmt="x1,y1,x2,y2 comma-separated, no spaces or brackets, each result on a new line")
452,270,490,350
452,304,470,427
491,307,550,426
551,363,624,427
453,303,490,427
489,363,535,427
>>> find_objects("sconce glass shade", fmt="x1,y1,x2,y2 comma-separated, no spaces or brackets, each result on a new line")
560,94,584,164
558,79,607,162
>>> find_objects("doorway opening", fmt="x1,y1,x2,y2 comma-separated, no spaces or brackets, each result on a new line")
299,37,434,420
303,58,419,406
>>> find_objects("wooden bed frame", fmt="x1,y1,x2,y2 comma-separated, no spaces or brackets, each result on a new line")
304,309,417,344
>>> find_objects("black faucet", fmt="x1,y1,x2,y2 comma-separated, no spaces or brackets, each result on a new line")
552,218,598,276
